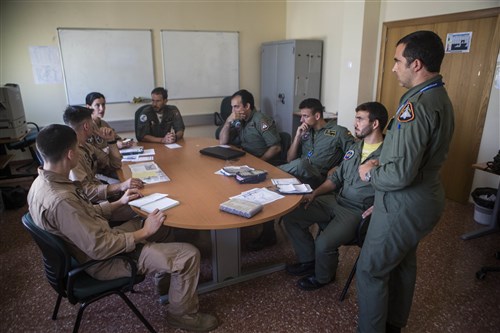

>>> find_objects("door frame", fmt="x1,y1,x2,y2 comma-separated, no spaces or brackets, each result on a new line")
376,7,500,203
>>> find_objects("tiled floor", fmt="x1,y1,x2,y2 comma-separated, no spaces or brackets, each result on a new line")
1,182,499,332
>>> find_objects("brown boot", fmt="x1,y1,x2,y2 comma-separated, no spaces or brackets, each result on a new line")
167,312,219,332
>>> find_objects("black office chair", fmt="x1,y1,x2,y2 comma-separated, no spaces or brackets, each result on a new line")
278,131,292,165
214,96,232,139
134,104,149,141
338,216,371,301
315,215,371,301
6,122,41,172
21,212,156,333
476,251,500,280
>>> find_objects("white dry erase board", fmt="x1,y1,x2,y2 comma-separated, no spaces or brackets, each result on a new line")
161,30,239,99
58,28,155,105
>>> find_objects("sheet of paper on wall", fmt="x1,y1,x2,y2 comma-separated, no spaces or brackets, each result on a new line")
128,162,170,184
230,187,284,205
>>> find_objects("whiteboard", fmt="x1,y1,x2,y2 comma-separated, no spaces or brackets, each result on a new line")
161,30,239,99
58,28,155,105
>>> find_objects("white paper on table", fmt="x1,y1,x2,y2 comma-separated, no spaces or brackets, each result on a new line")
271,178,301,185
230,187,284,205
165,143,182,149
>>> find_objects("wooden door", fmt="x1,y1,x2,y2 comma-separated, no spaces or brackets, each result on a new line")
377,8,500,203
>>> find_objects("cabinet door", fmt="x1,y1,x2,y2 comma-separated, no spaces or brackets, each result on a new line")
260,44,278,120
275,42,295,134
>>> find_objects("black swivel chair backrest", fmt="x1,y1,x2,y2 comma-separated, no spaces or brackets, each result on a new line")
278,131,292,165
21,212,156,333
134,104,150,141
214,96,233,139
22,212,70,297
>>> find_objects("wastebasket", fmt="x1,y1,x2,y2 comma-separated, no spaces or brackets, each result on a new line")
471,187,496,225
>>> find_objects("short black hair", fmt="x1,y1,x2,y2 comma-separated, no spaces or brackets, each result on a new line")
36,124,77,164
63,105,92,129
397,30,444,73
151,87,168,99
85,92,105,106
299,98,324,117
231,89,255,110
355,102,389,131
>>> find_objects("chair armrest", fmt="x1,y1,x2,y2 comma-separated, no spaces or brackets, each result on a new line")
67,254,138,293
356,216,371,245
214,112,224,126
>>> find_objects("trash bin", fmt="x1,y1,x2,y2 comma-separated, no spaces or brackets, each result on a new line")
471,187,496,225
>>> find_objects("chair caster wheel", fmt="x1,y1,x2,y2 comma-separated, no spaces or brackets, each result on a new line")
476,270,486,280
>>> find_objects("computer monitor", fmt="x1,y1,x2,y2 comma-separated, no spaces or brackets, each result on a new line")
0,83,28,138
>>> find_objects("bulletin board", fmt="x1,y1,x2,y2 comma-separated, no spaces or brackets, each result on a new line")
58,28,155,105
161,30,239,99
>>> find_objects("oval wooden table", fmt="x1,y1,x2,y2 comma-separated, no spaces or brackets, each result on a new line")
118,137,303,292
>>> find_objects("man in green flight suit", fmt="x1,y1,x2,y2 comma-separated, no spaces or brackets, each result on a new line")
219,89,281,162
219,89,282,251
283,102,387,290
279,98,354,189
136,87,185,144
357,30,454,333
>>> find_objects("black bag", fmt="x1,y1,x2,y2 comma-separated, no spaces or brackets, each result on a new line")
1,186,28,210
486,150,500,175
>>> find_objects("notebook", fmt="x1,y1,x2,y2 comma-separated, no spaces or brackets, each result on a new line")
129,193,179,213
199,146,246,160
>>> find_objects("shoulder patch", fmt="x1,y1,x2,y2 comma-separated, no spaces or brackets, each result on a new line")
140,114,148,123
261,121,270,132
398,102,415,122
324,129,337,137
344,150,355,160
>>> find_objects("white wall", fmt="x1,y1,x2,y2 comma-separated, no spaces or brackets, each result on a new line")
0,0,286,127
286,0,500,197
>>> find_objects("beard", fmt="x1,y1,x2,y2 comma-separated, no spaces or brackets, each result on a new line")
355,126,372,139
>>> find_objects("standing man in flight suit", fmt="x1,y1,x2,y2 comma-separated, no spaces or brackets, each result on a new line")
356,30,454,332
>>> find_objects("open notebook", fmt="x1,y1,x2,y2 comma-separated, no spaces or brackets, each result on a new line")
129,193,179,213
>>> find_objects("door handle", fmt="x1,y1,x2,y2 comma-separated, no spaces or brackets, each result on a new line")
278,93,285,104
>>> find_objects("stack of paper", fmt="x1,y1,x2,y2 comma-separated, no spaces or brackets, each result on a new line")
120,146,144,155
219,165,254,176
277,183,313,194
219,198,263,218
271,178,301,185
122,148,156,162
129,193,179,213
129,162,170,184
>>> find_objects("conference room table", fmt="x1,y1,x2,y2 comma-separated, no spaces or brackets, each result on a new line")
118,137,303,293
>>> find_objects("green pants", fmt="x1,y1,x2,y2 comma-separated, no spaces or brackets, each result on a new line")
356,186,445,332
279,158,325,189
283,194,362,283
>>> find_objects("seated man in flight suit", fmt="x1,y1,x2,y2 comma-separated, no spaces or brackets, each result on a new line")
283,102,387,291
219,89,282,251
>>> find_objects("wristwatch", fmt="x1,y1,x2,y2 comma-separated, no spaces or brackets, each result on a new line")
364,171,372,182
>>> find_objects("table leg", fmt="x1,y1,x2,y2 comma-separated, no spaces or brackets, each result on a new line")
461,180,500,240
197,227,285,294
